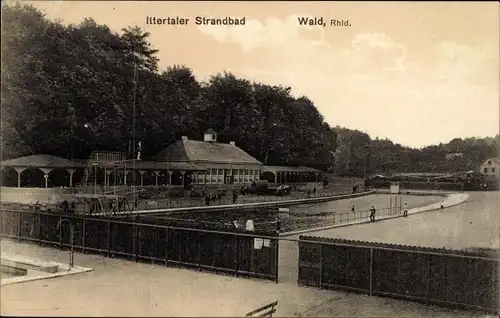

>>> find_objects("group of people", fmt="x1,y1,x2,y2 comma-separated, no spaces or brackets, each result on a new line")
366,200,445,222
306,187,317,198
204,191,226,206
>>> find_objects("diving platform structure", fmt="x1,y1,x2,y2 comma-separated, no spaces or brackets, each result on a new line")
77,151,142,216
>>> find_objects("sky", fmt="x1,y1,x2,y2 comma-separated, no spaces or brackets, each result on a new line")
20,1,500,148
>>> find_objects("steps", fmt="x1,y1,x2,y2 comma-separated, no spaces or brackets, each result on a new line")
1,254,59,274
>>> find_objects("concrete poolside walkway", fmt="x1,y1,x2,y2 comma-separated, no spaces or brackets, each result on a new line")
300,191,499,251
281,192,470,237
95,191,373,217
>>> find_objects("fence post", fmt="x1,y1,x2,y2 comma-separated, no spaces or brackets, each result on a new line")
274,235,279,284
165,227,169,267
235,234,239,277
59,215,63,249
107,220,111,257
369,248,374,296
38,213,42,245
426,254,431,300
151,225,156,265
197,231,202,272
319,244,323,288
82,217,86,254
134,222,138,262
18,210,22,242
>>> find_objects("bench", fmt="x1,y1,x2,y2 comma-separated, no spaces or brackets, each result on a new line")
245,300,278,317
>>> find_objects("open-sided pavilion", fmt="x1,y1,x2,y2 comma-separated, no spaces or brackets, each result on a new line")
1,154,86,188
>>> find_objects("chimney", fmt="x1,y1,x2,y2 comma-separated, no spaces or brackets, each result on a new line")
181,136,188,141
230,141,235,146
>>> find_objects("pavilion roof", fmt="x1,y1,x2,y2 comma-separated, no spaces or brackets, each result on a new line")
100,160,207,171
152,138,262,165
1,154,86,169
262,165,322,173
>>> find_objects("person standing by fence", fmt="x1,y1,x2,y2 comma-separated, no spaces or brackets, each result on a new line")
403,202,408,217
70,201,76,215
369,206,376,222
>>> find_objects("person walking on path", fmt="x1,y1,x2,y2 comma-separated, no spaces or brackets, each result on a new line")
369,205,376,222
60,200,69,215
403,202,408,217
232,191,238,204
440,200,444,210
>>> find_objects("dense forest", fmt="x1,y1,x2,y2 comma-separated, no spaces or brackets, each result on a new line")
334,128,499,176
2,4,498,177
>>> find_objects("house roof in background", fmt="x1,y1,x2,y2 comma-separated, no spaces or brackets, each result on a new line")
1,154,86,169
482,158,500,165
152,139,262,165
204,128,217,135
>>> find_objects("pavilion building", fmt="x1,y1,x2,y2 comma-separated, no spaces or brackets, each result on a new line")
151,129,263,188
1,128,325,203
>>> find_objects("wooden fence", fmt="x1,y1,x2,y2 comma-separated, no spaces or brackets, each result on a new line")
0,209,279,282
298,236,499,314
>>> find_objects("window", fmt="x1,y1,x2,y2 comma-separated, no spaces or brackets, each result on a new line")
211,169,217,183
239,169,245,183
218,169,224,183
233,169,239,183
484,167,488,173
492,168,496,173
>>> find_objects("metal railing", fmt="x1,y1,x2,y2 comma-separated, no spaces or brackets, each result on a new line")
281,206,400,233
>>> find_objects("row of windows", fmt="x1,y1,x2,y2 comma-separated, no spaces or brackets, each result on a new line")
192,169,260,184
483,167,496,174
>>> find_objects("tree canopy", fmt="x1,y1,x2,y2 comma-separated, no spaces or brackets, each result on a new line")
334,127,499,177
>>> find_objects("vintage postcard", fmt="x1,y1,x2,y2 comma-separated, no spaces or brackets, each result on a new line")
1,1,499,317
